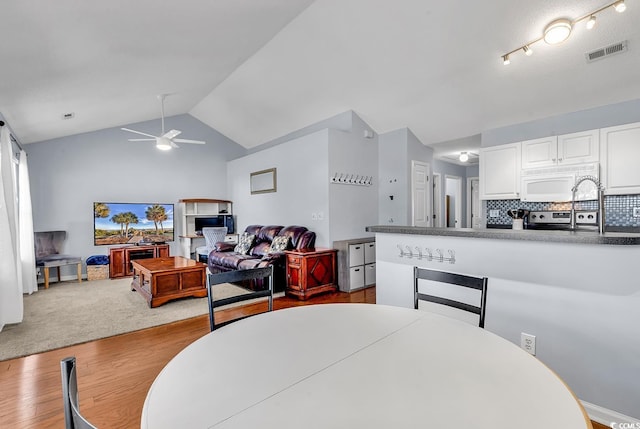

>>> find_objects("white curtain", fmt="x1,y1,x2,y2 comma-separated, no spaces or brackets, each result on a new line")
19,150,37,294
0,127,23,331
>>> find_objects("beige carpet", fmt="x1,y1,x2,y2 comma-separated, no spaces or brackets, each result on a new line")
0,278,281,361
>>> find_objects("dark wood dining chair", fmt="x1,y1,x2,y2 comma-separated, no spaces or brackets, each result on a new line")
206,266,274,331
414,266,488,328
60,356,98,429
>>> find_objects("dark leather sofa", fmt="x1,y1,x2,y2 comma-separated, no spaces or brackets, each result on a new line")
208,225,316,292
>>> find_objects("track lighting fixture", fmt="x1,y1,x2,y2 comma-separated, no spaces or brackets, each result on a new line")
501,0,627,65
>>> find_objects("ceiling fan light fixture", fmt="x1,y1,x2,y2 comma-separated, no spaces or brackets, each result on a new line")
544,19,572,45
156,137,172,151
459,152,469,163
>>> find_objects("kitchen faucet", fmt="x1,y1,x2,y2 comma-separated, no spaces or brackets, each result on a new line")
570,175,605,234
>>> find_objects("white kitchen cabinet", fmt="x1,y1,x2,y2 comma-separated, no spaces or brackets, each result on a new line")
521,136,558,169
334,238,376,292
479,142,521,200
521,131,599,169
600,122,640,195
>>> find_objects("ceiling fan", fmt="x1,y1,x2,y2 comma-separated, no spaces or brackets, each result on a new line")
121,94,205,150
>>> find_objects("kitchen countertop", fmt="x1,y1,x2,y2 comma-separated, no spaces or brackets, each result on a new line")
365,225,640,245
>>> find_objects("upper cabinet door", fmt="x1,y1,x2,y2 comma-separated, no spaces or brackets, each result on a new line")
521,136,558,169
600,122,640,195
557,130,599,165
479,142,521,200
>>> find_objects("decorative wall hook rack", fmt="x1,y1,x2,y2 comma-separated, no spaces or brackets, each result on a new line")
397,244,456,264
330,173,373,186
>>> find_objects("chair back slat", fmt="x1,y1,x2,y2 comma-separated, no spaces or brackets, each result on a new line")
414,267,488,328
207,266,274,331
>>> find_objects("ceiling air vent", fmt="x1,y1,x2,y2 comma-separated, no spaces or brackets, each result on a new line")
585,40,628,63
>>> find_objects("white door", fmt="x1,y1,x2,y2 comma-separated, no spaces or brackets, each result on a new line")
411,161,431,227
468,178,481,228
432,173,442,227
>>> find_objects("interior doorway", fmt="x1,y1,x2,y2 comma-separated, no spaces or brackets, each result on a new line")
445,175,462,228
411,160,431,227
467,177,481,228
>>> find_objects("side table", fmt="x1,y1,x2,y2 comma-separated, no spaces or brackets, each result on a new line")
285,248,337,300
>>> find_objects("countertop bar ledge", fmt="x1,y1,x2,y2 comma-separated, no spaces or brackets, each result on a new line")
365,225,640,245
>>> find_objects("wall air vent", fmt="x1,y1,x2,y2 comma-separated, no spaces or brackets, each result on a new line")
585,40,628,63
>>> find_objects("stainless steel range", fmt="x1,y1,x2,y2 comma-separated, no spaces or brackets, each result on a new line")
527,210,598,230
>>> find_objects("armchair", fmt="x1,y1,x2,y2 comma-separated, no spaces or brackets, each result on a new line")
35,231,82,288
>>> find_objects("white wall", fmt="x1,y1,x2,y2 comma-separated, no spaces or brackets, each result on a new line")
26,114,244,277
227,129,331,246
328,128,378,243
378,129,407,225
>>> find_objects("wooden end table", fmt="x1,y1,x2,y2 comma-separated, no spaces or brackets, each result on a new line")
285,248,337,300
131,256,207,308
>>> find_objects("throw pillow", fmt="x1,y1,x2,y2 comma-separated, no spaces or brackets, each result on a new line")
268,235,290,254
234,233,256,255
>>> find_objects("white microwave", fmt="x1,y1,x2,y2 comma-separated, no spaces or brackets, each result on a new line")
520,163,599,202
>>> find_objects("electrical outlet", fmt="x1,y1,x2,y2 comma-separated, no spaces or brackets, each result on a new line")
489,209,500,218
521,333,536,355
633,207,640,218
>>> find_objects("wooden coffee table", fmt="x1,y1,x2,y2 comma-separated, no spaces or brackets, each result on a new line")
131,256,208,308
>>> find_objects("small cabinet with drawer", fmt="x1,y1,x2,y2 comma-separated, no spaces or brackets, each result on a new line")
285,248,337,300
334,238,376,292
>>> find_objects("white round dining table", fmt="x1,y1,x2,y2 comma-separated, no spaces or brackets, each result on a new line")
141,303,591,428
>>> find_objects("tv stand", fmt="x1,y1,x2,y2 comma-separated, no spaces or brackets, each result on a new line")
109,244,169,278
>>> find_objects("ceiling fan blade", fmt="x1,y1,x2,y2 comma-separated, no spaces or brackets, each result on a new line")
171,140,180,148
162,129,181,139
121,127,158,139
173,138,206,145
128,138,155,142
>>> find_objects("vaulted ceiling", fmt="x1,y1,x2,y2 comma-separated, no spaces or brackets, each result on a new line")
2,0,639,161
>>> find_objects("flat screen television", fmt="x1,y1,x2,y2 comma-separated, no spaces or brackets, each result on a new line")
93,202,174,246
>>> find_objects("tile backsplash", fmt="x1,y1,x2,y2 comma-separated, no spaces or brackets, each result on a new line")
486,194,640,227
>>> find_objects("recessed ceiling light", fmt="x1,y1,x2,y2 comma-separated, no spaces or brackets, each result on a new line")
459,152,469,162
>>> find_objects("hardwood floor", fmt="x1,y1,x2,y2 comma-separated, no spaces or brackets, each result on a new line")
0,287,375,428
0,286,605,428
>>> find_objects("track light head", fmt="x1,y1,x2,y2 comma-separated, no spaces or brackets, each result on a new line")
523,45,533,56
614,0,626,12
586,15,597,29
503,54,510,65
